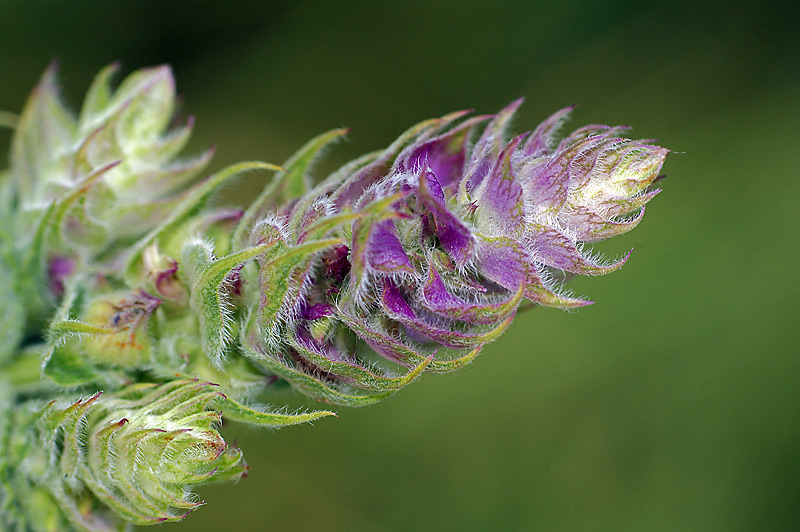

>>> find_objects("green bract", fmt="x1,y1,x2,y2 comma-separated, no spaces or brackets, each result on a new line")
0,65,666,531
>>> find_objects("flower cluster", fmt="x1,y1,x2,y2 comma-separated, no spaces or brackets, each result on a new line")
236,100,667,405
0,65,666,531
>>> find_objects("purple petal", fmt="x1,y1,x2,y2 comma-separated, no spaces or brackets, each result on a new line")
333,159,391,208
367,220,416,275
475,235,590,308
522,106,574,157
460,100,523,196
421,263,524,325
48,255,75,297
322,244,351,284
560,205,647,243
527,225,630,275
521,146,573,215
418,169,474,266
381,279,513,349
299,303,336,321
333,117,442,207
521,131,623,215
381,278,416,321
337,303,434,368
402,115,490,195
349,191,411,291
473,134,526,237
598,189,661,219
292,201,330,243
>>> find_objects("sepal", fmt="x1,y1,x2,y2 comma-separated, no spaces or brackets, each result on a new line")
182,239,278,364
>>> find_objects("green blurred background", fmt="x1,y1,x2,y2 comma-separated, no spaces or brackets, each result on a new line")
2,1,799,530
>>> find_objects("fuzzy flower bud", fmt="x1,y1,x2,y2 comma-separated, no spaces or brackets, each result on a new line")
231,101,667,405
2,380,247,530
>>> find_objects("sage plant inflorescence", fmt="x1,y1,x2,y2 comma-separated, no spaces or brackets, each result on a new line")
0,64,667,531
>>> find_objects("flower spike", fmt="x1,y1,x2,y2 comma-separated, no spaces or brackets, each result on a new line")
0,64,667,531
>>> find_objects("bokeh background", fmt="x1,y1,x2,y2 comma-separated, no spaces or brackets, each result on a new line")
2,1,799,530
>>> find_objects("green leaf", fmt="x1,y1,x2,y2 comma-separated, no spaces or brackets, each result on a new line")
257,237,343,346
219,396,336,428
49,318,116,339
337,301,483,374
184,241,278,364
233,128,348,249
287,335,433,392
294,149,381,214
240,317,395,407
241,343,388,407
299,211,361,242
31,381,248,527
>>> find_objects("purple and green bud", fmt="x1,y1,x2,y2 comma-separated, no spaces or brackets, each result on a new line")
234,99,666,404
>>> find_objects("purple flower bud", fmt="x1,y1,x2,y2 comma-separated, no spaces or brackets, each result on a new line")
241,102,666,404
